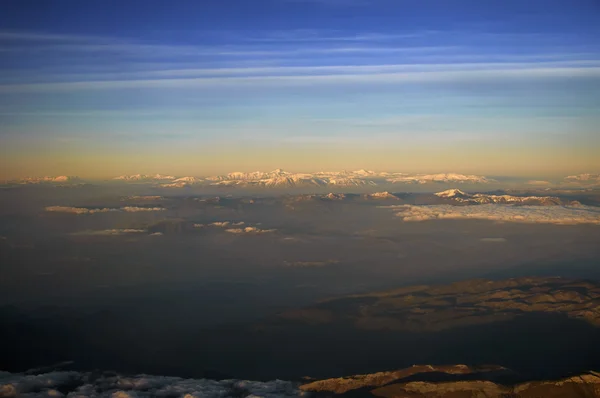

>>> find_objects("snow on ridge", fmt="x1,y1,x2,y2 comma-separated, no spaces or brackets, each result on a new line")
205,169,493,188
105,170,495,188
387,204,600,225
12,176,82,184
114,174,176,181
0,370,304,398
435,188,469,198
434,189,565,205
366,191,398,199
387,173,492,184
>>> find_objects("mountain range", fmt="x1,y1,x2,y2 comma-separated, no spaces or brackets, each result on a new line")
5,171,600,189
107,170,494,188
9,176,82,184
266,277,600,332
113,174,176,181
204,170,493,188
434,188,571,205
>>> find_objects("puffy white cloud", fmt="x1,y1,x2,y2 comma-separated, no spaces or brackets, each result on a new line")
0,370,306,398
45,206,116,214
225,227,277,234
121,207,166,212
210,221,231,227
45,206,165,214
565,173,600,182
387,204,600,225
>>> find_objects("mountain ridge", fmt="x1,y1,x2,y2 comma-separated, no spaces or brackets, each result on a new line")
300,365,600,397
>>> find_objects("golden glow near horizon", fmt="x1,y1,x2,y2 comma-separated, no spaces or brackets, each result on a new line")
2,139,599,180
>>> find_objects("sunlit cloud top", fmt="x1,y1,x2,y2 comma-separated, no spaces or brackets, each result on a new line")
1,0,599,178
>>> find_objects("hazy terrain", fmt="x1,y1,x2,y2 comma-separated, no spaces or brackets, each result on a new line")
2,182,600,386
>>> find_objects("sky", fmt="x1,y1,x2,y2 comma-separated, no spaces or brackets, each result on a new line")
1,0,599,179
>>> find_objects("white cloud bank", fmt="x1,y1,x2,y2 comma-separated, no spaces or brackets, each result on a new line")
387,204,600,225
193,221,245,228
226,227,277,234
0,370,305,397
46,206,165,214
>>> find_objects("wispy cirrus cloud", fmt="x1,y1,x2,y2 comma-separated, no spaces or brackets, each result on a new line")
2,64,598,92
281,0,372,6
14,59,599,79
240,30,430,42
0,30,114,42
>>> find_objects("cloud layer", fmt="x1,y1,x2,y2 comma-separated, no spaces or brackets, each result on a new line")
71,229,146,236
387,204,600,225
0,370,304,397
226,227,277,234
45,206,165,214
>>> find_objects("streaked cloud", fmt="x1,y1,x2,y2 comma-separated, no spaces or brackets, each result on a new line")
2,64,598,93
283,0,371,5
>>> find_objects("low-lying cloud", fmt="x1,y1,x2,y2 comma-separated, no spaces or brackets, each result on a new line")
527,180,551,186
193,221,245,228
386,204,600,225
46,206,165,214
480,237,508,243
283,260,339,267
72,229,147,236
226,226,277,234
0,370,304,397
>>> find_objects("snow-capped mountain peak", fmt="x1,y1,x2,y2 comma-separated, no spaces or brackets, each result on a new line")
114,174,176,181
435,188,470,198
365,191,399,199
13,176,82,184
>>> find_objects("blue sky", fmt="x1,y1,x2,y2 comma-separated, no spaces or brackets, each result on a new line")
1,0,599,178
